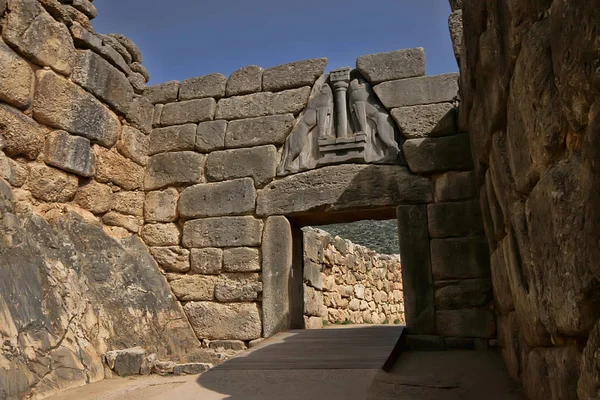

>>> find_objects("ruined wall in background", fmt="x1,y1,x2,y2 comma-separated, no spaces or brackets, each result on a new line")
302,228,404,329
453,0,600,398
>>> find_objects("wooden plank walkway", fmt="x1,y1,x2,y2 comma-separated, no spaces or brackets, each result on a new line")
214,325,405,371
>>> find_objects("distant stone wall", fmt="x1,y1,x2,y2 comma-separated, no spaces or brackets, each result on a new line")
302,228,404,329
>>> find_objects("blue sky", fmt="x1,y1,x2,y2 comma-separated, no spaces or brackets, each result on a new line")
93,0,457,85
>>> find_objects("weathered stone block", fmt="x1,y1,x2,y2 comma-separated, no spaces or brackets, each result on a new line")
44,130,94,177
3,0,75,75
427,200,483,238
397,205,434,334
144,188,178,222
257,165,433,217
153,104,163,127
184,302,262,340
262,216,293,337
95,147,144,190
304,284,325,317
448,10,463,62
173,363,211,376
190,248,223,275
205,145,278,187
0,103,47,160
434,279,493,310
28,163,78,202
102,212,140,233
74,180,112,214
374,73,459,108
182,216,263,248
144,80,179,104
436,310,496,338
179,178,256,219
117,126,148,166
144,152,205,190
356,48,425,84
106,347,145,377
391,103,456,139
108,33,142,63
72,50,133,115
223,247,260,273
207,340,246,351
126,96,154,134
167,274,215,302
112,191,144,217
196,120,226,152
148,124,196,155
304,316,324,329
403,133,473,174
149,247,190,273
215,273,262,302
215,87,310,120
262,58,327,92
490,245,514,315
304,260,323,290
225,114,295,148
179,73,227,100
71,0,97,19
430,236,490,279
141,223,180,247
0,41,34,109
160,98,216,126
434,171,476,202
226,65,263,96
34,70,120,147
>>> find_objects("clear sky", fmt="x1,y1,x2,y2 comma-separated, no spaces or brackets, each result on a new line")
92,0,457,85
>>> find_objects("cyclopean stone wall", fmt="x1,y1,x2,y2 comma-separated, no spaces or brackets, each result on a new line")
302,228,405,329
452,0,600,399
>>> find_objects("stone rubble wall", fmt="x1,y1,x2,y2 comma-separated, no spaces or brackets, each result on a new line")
302,228,404,329
452,0,600,399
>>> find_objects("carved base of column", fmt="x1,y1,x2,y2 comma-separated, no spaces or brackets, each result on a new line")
317,133,368,166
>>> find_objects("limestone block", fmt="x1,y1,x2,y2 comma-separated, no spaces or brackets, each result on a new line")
71,0,97,19
179,178,256,219
117,126,148,166
144,152,205,190
161,98,216,126
74,180,112,214
44,130,94,177
153,104,163,127
148,124,196,155
257,165,432,217
179,73,227,100
448,10,463,62
28,163,78,202
173,363,211,376
34,70,120,147
141,223,180,247
225,114,295,148
427,200,483,238
144,188,179,222
226,65,263,96
489,245,514,315
196,120,227,152
167,274,216,301
149,247,190,273
112,191,144,217
403,133,473,174
262,58,327,92
262,216,293,337
144,80,180,104
208,340,247,351
215,87,311,120
131,62,150,82
436,309,496,338
304,284,325,317
215,273,262,302
105,347,145,377
304,260,323,290
430,236,490,280
72,50,134,115
190,248,223,275
205,145,278,187
102,212,140,233
129,72,146,93
97,42,130,75
184,302,262,340
223,247,261,273
434,279,493,310
434,171,476,202
374,73,459,108
0,41,34,109
125,96,154,134
356,48,425,84
183,216,263,248
391,103,456,139
95,147,144,190
304,316,324,330
108,33,142,63
0,157,26,188
397,205,434,334
0,103,47,160
3,0,75,75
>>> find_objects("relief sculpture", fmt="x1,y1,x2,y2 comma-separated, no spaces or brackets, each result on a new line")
278,67,400,176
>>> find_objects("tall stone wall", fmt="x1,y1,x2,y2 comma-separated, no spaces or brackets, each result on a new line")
302,228,405,329
454,1,600,399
